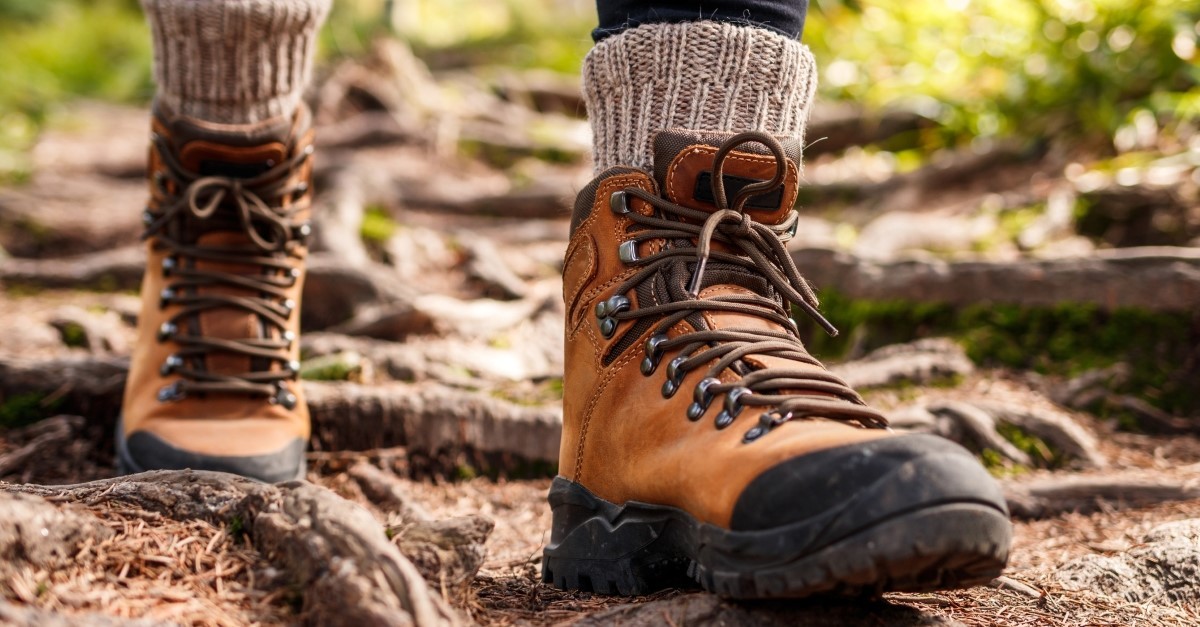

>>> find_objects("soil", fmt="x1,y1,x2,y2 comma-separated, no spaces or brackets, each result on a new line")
3,49,1199,625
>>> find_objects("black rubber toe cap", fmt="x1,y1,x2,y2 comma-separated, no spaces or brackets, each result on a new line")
730,434,1007,535
118,426,306,483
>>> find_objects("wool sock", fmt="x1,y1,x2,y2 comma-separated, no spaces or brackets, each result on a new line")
582,21,817,173
142,0,332,124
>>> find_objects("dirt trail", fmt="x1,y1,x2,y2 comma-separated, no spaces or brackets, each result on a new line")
3,46,1200,626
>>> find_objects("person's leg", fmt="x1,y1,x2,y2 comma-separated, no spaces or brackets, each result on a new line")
593,0,808,42
118,0,330,482
584,2,815,173
546,1,1012,598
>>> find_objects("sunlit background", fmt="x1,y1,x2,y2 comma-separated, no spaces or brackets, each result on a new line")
1,1,1200,425
1,0,1197,179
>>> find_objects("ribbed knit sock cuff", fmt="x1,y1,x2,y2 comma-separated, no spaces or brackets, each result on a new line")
583,21,818,173
142,0,332,124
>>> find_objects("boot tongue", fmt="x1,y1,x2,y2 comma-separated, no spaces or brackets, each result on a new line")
163,111,297,177
650,129,803,226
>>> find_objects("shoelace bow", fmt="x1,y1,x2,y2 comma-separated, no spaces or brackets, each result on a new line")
141,132,313,406
603,131,888,442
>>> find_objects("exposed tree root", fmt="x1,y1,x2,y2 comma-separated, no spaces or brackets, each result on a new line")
3,471,468,626
793,246,1200,312
831,338,974,389
0,356,561,461
1003,473,1200,519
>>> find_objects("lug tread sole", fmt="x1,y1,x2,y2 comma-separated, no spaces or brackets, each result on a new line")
542,486,1010,600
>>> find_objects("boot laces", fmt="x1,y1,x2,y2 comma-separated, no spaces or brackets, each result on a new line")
141,132,313,407
600,131,888,442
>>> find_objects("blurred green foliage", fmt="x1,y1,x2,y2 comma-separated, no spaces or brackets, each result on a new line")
808,0,1200,152
0,0,1197,179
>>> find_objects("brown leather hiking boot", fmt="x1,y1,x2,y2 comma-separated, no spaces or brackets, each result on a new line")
117,104,316,482
544,130,1011,598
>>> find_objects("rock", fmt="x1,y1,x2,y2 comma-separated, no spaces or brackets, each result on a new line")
0,492,112,580
1058,519,1200,605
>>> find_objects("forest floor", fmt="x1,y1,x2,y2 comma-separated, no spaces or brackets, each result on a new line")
3,42,1200,626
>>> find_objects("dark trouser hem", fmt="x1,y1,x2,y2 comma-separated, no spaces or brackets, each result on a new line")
593,0,808,42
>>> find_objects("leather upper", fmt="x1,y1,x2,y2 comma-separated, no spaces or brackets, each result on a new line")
560,129,893,528
120,105,314,458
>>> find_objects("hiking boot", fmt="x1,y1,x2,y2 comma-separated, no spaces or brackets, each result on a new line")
117,104,316,483
544,129,1011,598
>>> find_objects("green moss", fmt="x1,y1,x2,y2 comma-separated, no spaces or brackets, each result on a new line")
796,290,1199,425
454,464,478,480
59,322,87,348
980,448,1031,478
997,422,1060,468
0,392,61,428
2,284,43,298
489,377,565,406
299,353,363,382
227,514,246,542
359,206,397,244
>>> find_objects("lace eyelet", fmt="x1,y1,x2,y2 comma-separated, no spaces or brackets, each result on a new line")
640,334,669,375
617,240,640,264
661,356,688,398
595,295,630,339
287,360,301,374
157,382,186,403
724,387,753,418
742,426,766,443
687,377,722,420
283,330,296,344
161,257,176,276
159,354,183,376
715,411,735,429
157,322,177,342
661,378,679,398
159,288,175,308
609,190,630,215
270,382,298,409
282,299,296,315
142,209,155,227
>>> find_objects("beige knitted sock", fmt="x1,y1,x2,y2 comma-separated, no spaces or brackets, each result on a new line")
142,0,331,124
583,21,818,173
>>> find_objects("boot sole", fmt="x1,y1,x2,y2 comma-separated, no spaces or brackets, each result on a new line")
541,477,1010,599
115,416,307,483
